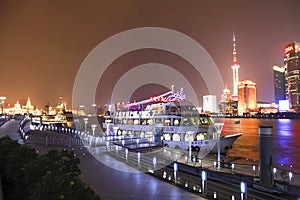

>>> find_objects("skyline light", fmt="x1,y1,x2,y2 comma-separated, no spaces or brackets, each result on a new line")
0,1,300,107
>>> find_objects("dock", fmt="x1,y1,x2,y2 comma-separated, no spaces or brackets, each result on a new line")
106,141,300,200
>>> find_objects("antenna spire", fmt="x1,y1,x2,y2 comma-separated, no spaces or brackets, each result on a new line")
233,32,237,62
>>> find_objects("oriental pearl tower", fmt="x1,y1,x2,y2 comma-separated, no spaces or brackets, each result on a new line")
231,33,240,100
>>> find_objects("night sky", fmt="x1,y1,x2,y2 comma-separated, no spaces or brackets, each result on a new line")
1,0,300,108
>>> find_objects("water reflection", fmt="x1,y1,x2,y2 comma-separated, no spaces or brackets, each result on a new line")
221,118,300,169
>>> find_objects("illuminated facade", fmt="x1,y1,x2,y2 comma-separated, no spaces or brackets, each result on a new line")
238,80,257,115
284,42,300,112
231,33,240,97
273,65,287,104
219,85,237,115
4,97,41,115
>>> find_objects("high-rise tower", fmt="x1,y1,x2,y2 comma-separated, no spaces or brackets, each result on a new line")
273,65,286,104
285,42,300,111
238,80,257,115
231,33,240,98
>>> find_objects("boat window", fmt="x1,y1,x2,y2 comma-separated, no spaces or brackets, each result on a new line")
122,130,127,136
165,106,170,113
140,119,146,125
128,131,132,136
184,133,195,141
164,119,171,126
140,131,145,138
196,133,205,140
115,119,121,124
172,134,180,141
127,119,133,125
134,131,139,137
199,118,209,125
174,119,180,126
122,119,127,124
190,118,198,126
134,119,139,125
155,118,163,124
164,133,171,140
182,118,192,126
146,131,154,138
147,119,153,125
170,106,179,113
153,106,162,113
117,130,122,136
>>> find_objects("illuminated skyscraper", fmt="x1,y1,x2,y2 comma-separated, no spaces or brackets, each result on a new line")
231,33,240,98
238,80,257,115
284,42,300,111
273,65,286,104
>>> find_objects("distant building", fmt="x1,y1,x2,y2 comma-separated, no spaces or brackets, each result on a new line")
284,42,300,112
257,102,278,114
203,95,217,113
23,97,34,112
238,80,257,115
273,65,287,104
278,100,290,112
4,97,40,115
221,85,231,103
219,85,237,115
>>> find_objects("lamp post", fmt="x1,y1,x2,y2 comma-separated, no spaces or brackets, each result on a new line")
0,96,6,114
201,170,207,194
83,118,88,133
174,163,178,183
214,122,224,170
91,124,97,136
186,131,194,163
240,181,247,200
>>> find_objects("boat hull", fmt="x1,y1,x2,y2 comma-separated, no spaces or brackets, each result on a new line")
210,133,242,154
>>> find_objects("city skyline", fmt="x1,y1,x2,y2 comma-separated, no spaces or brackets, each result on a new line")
1,0,300,107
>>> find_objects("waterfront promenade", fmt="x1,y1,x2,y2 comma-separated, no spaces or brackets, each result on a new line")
0,120,205,200
4,119,300,199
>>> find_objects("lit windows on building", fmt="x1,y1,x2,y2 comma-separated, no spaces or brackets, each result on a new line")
238,80,257,115
285,42,300,112
273,66,286,104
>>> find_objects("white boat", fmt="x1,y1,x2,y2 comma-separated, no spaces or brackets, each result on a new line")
104,88,242,155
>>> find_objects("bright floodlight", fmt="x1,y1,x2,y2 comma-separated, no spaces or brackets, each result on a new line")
201,171,207,181
240,182,246,193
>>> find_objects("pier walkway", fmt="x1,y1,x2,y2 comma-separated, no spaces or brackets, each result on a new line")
16,119,300,199
2,120,206,200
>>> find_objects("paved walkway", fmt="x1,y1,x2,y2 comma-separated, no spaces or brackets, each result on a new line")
0,121,206,200
0,120,24,144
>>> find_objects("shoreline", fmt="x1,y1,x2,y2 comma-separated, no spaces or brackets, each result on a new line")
212,113,300,119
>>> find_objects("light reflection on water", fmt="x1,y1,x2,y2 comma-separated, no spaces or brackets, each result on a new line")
221,118,300,169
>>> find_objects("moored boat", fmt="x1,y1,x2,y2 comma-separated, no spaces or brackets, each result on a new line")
104,87,242,155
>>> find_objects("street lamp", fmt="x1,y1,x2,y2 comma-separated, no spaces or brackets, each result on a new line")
240,181,247,200
0,96,6,114
201,170,207,194
186,131,194,163
83,118,88,133
91,124,97,136
174,163,178,183
214,122,224,170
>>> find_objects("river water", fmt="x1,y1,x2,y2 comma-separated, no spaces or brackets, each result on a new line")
220,118,300,170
